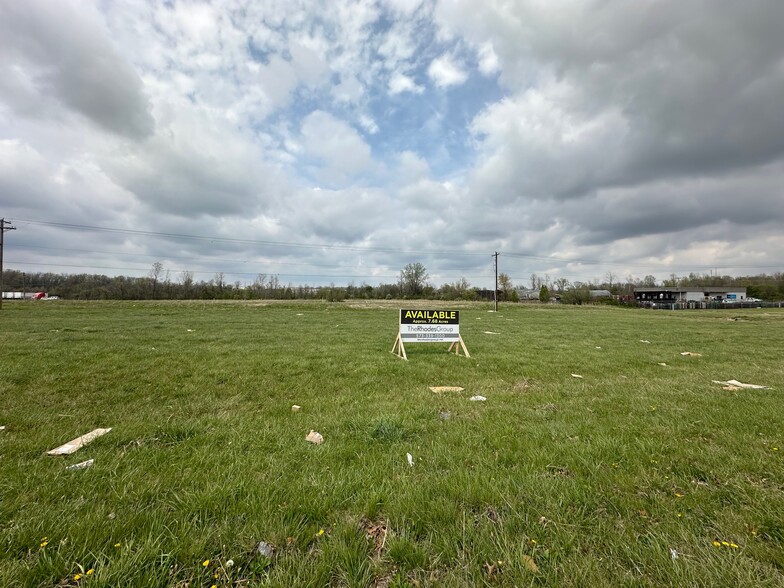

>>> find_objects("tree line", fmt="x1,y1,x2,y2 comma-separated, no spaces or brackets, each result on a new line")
3,264,783,302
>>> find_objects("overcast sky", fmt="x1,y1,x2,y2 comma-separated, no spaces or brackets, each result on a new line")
2,0,783,289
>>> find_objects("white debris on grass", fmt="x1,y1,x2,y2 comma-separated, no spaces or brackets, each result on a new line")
670,548,679,560
429,386,464,393
306,430,324,444
571,374,584,379
483,331,500,335
640,340,651,344
407,452,414,467
712,380,770,390
225,559,234,568
680,351,702,356
595,346,602,349
256,541,274,558
47,428,112,456
296,313,304,316
0,426,5,431
66,459,94,471
658,363,668,366
469,395,487,402
291,405,301,412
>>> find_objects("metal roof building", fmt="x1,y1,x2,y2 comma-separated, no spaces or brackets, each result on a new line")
634,287,747,304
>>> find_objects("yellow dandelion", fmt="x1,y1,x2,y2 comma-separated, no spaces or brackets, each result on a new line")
74,574,82,581
730,543,739,549
87,568,94,575
712,541,721,547
39,540,49,548
114,542,121,548
214,572,219,579
773,447,779,451
530,539,537,544
202,559,210,567
317,529,325,536
721,541,729,546
674,492,684,498
677,513,683,517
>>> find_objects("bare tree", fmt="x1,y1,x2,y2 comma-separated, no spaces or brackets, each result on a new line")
254,273,267,298
149,261,164,299
530,273,542,290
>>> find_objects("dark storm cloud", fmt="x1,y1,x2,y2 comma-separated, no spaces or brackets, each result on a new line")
0,1,154,140
463,1,784,201
558,162,784,246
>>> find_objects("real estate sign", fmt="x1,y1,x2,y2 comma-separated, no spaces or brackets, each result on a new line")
392,309,469,360
399,309,460,343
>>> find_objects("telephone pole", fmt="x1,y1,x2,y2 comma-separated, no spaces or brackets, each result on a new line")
1,218,17,311
493,251,499,312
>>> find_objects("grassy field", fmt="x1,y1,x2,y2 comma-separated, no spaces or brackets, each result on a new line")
1,300,783,587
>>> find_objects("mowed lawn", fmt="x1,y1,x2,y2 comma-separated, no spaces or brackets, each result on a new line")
1,300,783,587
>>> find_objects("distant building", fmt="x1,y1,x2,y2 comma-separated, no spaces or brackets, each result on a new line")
515,287,539,300
634,287,747,304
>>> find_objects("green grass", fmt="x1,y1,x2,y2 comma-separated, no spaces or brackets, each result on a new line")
1,300,783,587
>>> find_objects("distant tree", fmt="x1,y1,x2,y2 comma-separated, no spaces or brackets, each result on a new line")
149,261,164,299
498,273,513,300
642,274,657,287
554,277,570,292
662,273,680,287
539,284,551,303
214,272,225,291
561,286,591,305
400,262,429,296
530,273,542,290
605,271,617,291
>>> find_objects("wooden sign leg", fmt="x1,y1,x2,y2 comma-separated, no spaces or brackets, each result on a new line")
458,336,471,358
449,336,470,358
391,333,408,360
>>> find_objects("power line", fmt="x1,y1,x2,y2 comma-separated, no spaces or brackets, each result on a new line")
12,218,490,257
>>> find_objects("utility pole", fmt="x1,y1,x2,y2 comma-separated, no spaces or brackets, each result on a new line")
493,251,499,312
1,218,17,311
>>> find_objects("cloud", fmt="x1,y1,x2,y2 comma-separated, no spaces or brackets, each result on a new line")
280,186,395,243
427,54,469,87
300,111,375,183
389,72,424,95
102,107,286,218
476,42,499,75
0,0,154,140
